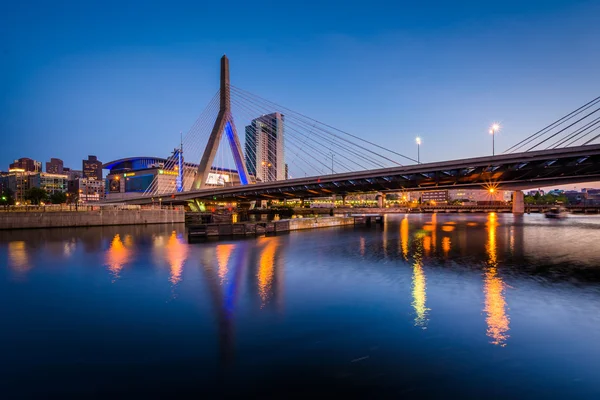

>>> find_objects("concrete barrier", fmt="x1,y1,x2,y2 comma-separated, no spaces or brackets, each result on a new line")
289,216,355,230
0,209,185,230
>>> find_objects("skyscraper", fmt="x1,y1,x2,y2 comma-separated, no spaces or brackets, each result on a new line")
245,112,285,182
83,155,103,180
9,157,41,172
46,158,64,174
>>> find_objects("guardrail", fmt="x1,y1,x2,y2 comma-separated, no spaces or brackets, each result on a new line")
0,204,185,213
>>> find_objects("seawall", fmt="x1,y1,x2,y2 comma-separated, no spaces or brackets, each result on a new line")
289,216,355,230
0,209,185,230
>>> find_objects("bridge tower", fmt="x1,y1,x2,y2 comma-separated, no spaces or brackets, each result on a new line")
193,55,250,189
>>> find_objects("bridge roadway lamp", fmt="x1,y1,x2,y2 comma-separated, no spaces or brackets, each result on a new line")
415,137,422,163
489,123,500,156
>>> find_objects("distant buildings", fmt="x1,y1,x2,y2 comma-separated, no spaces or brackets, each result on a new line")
245,112,285,182
1,169,31,202
45,158,64,174
3,156,96,203
68,178,105,202
30,172,69,196
407,189,512,204
63,167,84,181
10,157,41,172
103,155,241,201
83,155,103,180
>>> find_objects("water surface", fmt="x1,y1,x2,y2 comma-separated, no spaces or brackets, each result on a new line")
1,214,600,398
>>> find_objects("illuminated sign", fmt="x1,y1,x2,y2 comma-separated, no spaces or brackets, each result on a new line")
206,173,231,185
123,172,136,177
158,170,178,176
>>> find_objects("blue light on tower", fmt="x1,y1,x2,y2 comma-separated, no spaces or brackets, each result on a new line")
225,120,249,185
176,146,184,192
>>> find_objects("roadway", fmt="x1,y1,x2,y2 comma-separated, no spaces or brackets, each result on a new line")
110,144,600,205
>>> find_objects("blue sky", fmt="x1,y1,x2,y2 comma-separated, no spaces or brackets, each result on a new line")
1,0,599,185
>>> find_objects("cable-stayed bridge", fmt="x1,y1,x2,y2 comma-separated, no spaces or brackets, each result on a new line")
110,56,600,208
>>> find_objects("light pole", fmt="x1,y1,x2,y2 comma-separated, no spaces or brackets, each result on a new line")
415,137,421,163
489,123,500,156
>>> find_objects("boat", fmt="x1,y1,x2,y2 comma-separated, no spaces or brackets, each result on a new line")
545,207,568,219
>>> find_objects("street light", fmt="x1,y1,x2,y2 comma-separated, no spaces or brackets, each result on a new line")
415,137,422,163
489,123,500,156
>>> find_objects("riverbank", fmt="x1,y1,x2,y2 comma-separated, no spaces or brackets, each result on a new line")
0,209,184,230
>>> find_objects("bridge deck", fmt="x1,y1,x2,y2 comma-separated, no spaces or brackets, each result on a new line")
111,144,600,204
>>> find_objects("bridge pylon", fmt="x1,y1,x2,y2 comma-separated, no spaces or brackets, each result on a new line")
193,55,251,190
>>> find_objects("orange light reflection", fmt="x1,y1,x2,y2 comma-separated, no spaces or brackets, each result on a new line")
165,231,188,285
483,212,510,346
8,241,30,273
216,244,236,285
105,234,131,279
401,217,409,260
258,239,278,307
442,237,451,255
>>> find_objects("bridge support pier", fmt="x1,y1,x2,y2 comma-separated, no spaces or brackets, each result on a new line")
342,195,347,207
512,191,524,214
376,193,385,208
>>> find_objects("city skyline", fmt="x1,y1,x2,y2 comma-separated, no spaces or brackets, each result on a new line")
2,1,599,175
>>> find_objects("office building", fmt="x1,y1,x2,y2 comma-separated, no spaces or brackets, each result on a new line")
30,172,69,195
9,158,41,173
245,112,285,182
45,158,64,174
68,178,105,203
83,155,103,180
63,168,84,180
3,168,35,202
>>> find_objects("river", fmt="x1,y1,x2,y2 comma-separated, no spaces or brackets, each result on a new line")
1,213,600,398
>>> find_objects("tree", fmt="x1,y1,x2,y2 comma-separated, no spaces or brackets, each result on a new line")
555,195,569,205
24,187,48,205
0,188,15,206
50,192,67,204
524,195,536,205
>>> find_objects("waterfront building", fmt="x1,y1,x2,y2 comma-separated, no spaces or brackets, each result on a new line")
103,155,243,201
68,178,105,203
9,157,41,173
447,189,512,203
245,112,285,182
2,168,35,202
45,158,64,174
30,172,69,195
407,189,511,204
422,190,449,204
83,155,103,181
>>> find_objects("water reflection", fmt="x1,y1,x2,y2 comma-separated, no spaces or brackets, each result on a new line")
164,231,188,285
442,236,451,256
258,237,279,308
105,234,132,280
216,244,236,284
400,216,409,260
412,233,429,328
8,241,30,274
483,213,510,346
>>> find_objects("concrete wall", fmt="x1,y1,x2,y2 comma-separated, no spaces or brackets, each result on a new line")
0,209,184,230
289,216,355,231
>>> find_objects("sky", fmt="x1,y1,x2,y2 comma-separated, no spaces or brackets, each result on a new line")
1,0,599,188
